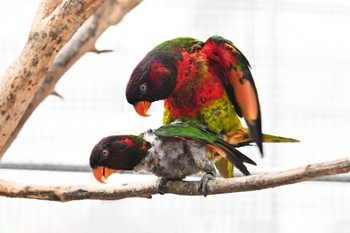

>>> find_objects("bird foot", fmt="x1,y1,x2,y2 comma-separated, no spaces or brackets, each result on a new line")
198,172,215,197
156,178,168,195
156,178,182,195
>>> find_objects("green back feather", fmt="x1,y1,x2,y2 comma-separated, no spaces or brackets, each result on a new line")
154,122,216,143
153,37,200,57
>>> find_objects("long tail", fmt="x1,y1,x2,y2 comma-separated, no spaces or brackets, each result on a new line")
205,137,256,176
222,131,299,148
262,133,300,143
208,132,299,176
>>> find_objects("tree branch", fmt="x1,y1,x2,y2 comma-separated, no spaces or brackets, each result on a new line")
0,0,106,155
0,0,143,158
0,156,349,202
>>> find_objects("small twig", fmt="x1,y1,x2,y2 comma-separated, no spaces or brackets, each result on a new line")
90,48,114,53
0,156,349,202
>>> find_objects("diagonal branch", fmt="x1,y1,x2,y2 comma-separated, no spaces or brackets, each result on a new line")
0,0,106,155
0,156,349,202
0,0,143,158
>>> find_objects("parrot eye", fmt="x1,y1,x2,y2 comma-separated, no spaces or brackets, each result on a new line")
139,83,147,94
102,149,109,157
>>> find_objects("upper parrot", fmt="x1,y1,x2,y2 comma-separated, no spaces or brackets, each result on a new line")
90,122,256,196
125,35,263,155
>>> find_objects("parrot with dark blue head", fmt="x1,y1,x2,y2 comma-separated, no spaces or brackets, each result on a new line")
90,122,256,196
125,35,298,177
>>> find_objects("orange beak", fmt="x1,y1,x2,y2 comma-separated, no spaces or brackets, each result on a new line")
93,166,117,184
133,101,151,117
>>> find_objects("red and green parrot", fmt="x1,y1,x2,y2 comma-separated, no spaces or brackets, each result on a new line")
125,35,297,178
126,36,261,152
90,122,257,196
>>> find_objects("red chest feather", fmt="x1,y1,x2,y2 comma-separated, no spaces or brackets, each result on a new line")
165,51,226,119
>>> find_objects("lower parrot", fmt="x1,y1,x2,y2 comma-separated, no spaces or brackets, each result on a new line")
90,122,256,196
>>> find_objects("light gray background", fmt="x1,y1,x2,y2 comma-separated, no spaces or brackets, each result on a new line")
0,0,349,232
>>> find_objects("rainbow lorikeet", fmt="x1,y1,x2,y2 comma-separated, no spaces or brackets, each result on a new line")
90,122,256,196
125,35,299,178
125,35,264,176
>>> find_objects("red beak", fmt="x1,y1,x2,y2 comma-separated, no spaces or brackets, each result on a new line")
133,101,152,117
93,166,117,184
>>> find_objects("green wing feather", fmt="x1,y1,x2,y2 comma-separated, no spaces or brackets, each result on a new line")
154,122,256,175
154,122,217,143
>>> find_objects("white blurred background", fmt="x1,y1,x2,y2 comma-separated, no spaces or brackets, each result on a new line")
0,0,350,232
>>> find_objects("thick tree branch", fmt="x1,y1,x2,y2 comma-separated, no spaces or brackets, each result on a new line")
0,156,349,202
0,0,106,155
0,0,143,158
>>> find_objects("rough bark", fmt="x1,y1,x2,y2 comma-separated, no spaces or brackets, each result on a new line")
0,0,143,158
0,156,349,202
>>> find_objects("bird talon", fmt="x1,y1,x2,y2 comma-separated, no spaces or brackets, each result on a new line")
198,172,215,197
156,178,168,195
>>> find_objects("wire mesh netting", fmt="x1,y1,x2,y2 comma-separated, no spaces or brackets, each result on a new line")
0,0,350,232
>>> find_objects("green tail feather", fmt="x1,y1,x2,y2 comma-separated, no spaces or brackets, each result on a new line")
262,133,300,143
225,132,299,148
